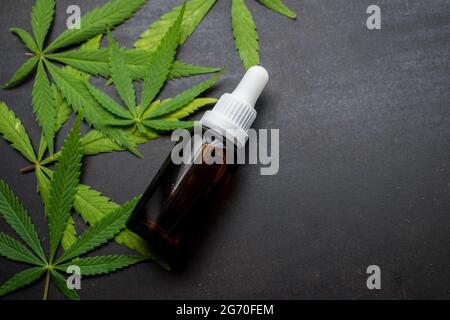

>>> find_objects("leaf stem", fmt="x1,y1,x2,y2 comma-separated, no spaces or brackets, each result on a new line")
20,164,36,174
20,154,57,174
43,270,50,300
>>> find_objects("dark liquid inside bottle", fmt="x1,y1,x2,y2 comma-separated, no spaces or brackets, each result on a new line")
127,127,238,266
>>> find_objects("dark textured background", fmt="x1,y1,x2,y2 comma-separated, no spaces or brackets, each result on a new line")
1,0,449,300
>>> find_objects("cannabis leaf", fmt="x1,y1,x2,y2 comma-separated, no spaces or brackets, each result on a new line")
231,0,260,69
45,62,141,157
134,0,217,51
87,8,221,136
0,120,149,300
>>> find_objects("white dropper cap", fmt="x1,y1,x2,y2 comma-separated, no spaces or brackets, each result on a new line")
200,66,269,147
231,66,269,108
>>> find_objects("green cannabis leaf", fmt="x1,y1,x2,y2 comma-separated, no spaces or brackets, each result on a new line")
231,0,260,69
87,7,221,135
45,61,142,157
0,120,148,300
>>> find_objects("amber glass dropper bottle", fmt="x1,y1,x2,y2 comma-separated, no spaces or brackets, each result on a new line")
127,66,269,265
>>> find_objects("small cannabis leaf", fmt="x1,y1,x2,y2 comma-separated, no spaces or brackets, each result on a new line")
0,119,148,300
231,0,260,69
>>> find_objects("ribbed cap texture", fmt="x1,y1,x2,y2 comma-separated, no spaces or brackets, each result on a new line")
212,93,257,131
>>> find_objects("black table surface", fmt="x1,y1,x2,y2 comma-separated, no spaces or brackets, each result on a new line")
1,0,449,299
